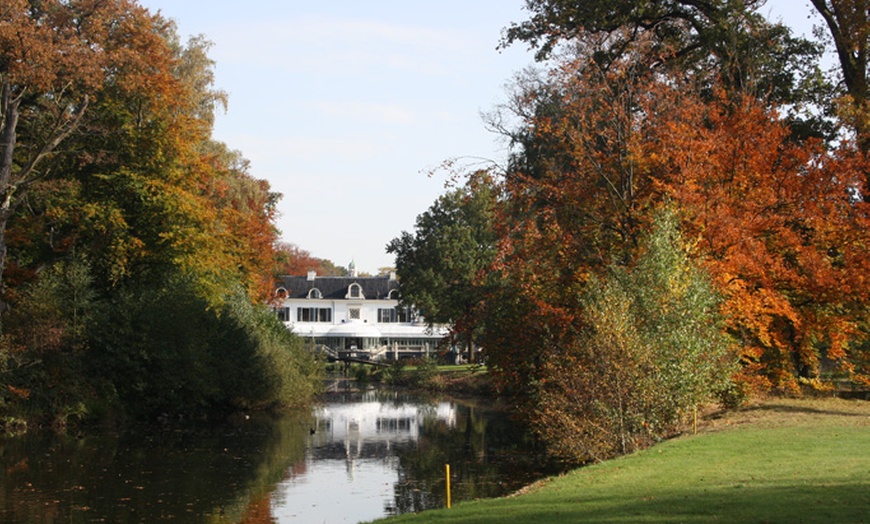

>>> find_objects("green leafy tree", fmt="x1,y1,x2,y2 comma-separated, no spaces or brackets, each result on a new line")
88,273,321,421
1,254,97,425
0,5,301,425
501,0,830,138
0,0,175,300
387,173,499,363
533,209,734,464
506,2,814,81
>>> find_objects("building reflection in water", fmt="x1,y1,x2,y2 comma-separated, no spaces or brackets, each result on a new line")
269,391,458,523
0,390,545,524
312,392,457,478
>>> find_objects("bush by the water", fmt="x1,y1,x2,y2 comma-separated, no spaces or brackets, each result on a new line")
1,263,321,428
89,278,322,422
532,210,736,464
379,357,441,389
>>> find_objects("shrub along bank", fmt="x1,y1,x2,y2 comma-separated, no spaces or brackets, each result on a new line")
1,268,323,431
338,359,493,397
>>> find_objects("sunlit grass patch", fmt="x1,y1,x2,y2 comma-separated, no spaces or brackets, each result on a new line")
368,397,870,524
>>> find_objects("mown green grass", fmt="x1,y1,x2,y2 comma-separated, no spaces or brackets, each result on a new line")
396,364,487,374
367,397,870,523
434,364,487,374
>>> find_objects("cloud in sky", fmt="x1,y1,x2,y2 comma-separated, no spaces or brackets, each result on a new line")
224,133,396,167
135,0,534,273
311,101,418,126
206,11,487,86
137,0,814,273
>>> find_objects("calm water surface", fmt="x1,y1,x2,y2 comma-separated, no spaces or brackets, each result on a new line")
0,389,555,523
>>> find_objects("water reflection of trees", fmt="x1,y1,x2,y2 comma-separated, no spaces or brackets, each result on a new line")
2,393,557,522
389,402,554,516
308,390,555,518
0,414,312,523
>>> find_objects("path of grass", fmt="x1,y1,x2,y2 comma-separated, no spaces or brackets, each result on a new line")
368,397,869,523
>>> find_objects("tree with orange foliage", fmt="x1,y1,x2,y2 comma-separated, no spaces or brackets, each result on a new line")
810,1,870,149
0,0,166,301
2,6,282,306
199,143,283,302
483,52,660,396
501,0,870,189
488,47,869,410
640,87,870,390
0,4,317,425
275,243,346,277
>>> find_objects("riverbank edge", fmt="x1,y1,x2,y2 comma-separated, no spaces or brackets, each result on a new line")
365,395,870,524
328,362,497,398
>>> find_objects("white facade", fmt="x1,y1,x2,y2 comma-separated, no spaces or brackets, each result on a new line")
275,271,448,360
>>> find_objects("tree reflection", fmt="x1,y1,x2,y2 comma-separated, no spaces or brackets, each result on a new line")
2,392,558,523
0,414,311,523
389,401,554,515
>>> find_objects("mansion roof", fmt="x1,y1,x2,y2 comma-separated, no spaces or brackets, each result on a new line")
277,274,399,300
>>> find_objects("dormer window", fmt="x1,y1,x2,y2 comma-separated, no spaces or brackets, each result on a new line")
275,287,288,299
347,283,363,299
308,288,322,299
388,289,400,300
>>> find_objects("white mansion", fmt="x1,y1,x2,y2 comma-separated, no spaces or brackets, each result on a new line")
274,269,448,360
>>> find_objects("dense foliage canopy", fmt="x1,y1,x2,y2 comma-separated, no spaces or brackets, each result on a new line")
387,173,499,362
0,0,320,428
392,0,870,464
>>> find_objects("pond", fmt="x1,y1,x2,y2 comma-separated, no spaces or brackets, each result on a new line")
0,389,558,523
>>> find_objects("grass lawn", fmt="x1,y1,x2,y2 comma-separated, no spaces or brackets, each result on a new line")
367,397,869,523
395,364,487,374
437,364,486,373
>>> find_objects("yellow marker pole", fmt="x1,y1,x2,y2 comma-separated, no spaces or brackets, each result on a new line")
445,464,452,509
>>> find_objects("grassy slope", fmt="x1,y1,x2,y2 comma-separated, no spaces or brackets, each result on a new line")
369,397,870,524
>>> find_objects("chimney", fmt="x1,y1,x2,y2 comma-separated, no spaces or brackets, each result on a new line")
389,271,397,281
307,270,316,281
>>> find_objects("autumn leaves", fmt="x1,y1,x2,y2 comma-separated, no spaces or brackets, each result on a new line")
0,1,312,423
468,1,870,461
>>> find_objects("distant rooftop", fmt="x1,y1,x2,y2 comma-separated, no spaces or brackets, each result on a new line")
277,273,398,300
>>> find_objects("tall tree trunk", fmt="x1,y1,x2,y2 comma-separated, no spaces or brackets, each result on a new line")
0,83,21,303
466,328,474,365
809,0,870,198
0,82,88,308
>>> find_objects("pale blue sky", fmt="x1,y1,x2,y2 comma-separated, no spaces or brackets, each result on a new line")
137,0,817,274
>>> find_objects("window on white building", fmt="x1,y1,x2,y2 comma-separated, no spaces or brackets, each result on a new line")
276,307,291,322
308,288,322,299
297,307,332,322
348,284,363,299
349,307,361,320
378,307,411,323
